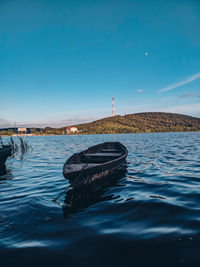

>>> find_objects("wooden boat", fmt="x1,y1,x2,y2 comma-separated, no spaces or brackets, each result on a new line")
0,145,12,166
63,142,128,188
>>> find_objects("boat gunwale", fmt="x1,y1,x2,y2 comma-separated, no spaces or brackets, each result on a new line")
63,142,128,175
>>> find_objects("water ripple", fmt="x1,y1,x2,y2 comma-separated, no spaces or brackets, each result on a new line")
1,132,200,266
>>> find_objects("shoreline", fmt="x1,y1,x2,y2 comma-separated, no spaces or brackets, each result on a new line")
1,130,200,137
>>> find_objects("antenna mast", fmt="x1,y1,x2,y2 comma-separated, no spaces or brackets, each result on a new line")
112,97,115,116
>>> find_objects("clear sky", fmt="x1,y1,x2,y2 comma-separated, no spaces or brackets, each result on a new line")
1,0,200,127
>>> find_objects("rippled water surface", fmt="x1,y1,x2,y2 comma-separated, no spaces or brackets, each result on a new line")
1,132,200,267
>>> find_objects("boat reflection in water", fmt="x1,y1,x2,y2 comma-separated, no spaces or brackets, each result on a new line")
62,167,127,217
0,164,7,176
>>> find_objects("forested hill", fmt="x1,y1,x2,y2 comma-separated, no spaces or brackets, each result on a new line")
72,112,200,134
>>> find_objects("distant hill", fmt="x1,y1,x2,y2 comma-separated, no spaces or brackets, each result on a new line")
70,112,200,134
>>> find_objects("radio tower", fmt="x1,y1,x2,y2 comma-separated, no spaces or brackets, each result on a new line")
112,97,115,116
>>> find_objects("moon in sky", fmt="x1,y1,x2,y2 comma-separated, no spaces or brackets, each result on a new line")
145,52,148,56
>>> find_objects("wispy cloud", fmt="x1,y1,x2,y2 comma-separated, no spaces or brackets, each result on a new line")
159,72,200,92
179,92,200,98
158,103,200,117
0,117,99,128
0,119,13,128
136,89,143,93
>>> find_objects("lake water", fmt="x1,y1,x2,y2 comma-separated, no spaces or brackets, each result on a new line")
0,132,200,267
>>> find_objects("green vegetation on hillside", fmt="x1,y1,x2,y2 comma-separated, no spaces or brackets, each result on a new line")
72,112,200,134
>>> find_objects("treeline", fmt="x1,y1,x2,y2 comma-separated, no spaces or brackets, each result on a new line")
1,112,200,136
0,127,65,136
72,112,200,134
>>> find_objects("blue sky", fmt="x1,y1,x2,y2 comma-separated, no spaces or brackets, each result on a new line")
0,0,200,127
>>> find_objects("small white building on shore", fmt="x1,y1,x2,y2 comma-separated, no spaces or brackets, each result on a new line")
66,126,78,134
18,128,27,134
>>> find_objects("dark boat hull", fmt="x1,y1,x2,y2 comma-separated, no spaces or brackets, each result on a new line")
68,155,126,188
0,146,12,164
63,142,128,189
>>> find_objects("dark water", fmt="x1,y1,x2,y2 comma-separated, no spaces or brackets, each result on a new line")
0,132,200,267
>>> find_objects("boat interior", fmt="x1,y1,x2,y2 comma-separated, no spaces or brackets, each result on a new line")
64,142,127,173
67,142,125,166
